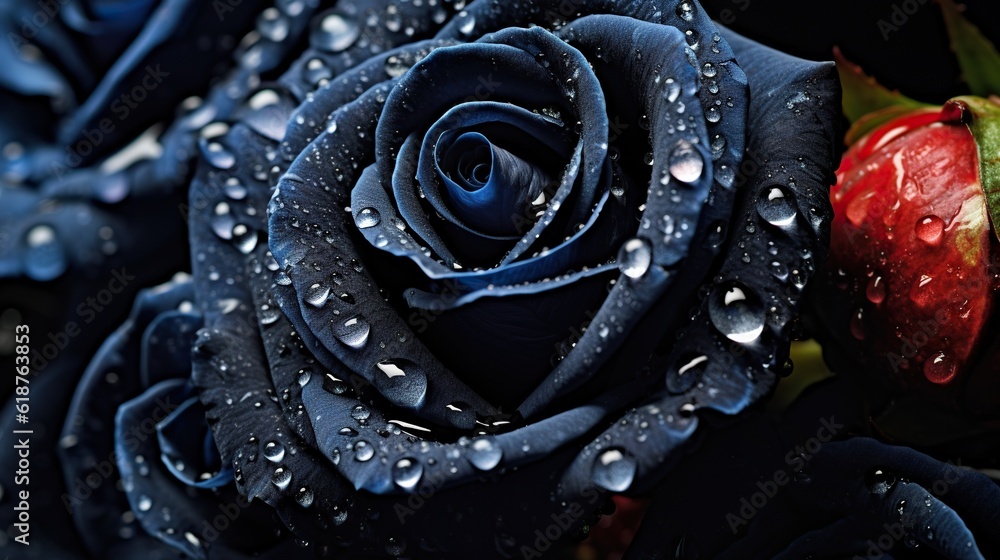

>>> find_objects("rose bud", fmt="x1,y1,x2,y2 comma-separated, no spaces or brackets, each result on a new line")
811,33,1000,416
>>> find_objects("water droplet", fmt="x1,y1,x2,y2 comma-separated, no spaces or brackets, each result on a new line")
617,237,653,279
915,215,944,246
710,134,726,160
201,140,235,169
457,11,476,35
264,441,285,463
669,354,708,393
257,7,290,42
271,467,292,490
374,359,428,408
702,63,717,78
705,106,721,123
313,11,360,52
468,438,502,470
354,440,374,462
338,316,370,349
392,458,423,490
351,404,370,422
23,224,66,281
708,282,766,343
385,56,410,78
909,275,934,307
232,225,258,254
356,207,381,229
305,283,331,307
668,141,704,184
757,186,797,227
592,448,637,492
224,178,248,200
137,496,152,512
298,369,312,387
924,351,957,384
295,487,315,508
866,276,887,304
865,468,897,495
676,2,694,21
386,536,406,556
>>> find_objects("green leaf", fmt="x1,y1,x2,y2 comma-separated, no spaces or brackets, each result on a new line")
958,95,1000,244
834,47,931,124
938,0,1000,97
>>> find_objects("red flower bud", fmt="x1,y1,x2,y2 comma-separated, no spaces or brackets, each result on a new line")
819,98,1000,415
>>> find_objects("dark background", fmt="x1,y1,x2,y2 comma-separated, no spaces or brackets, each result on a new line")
703,0,1000,103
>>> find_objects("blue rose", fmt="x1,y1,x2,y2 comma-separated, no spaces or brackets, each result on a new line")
137,0,843,557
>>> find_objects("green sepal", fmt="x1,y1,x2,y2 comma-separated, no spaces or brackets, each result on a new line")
834,47,931,125
939,0,1000,98
957,95,1000,244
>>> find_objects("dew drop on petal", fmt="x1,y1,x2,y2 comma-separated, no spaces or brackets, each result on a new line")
314,11,360,53
756,186,797,227
356,207,381,229
708,282,765,343
668,141,704,184
23,224,66,281
304,283,331,307
295,487,314,508
354,440,374,462
866,276,887,304
271,467,292,490
467,438,502,471
924,351,957,384
232,225,258,254
676,1,694,21
591,448,636,492
392,458,423,490
915,215,944,246
263,441,285,463
617,237,653,279
446,402,476,430
338,316,370,349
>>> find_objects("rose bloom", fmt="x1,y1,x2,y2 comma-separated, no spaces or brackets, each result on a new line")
0,0,856,558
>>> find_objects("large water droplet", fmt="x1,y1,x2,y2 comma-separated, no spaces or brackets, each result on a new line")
467,438,502,471
264,441,285,463
386,537,406,557
313,11,361,52
592,448,637,492
915,215,944,246
617,237,653,279
356,207,381,229
271,467,292,490
232,225,258,254
354,440,374,462
757,186,797,227
850,307,865,340
708,282,766,343
457,11,476,35
668,141,704,184
668,354,708,393
392,458,423,490
338,316,370,349
304,283,331,307
374,359,428,408
924,351,957,384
